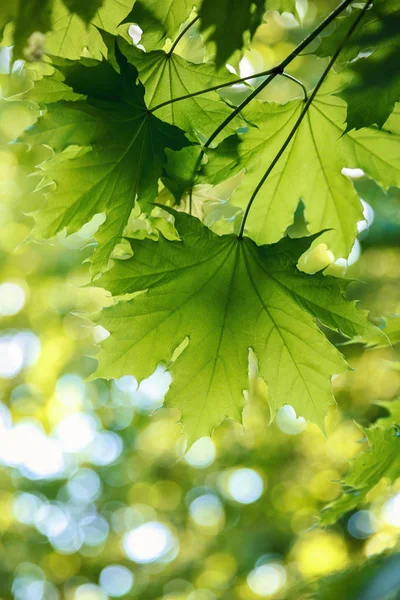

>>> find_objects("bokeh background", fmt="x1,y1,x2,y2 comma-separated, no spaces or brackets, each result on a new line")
1,1,400,599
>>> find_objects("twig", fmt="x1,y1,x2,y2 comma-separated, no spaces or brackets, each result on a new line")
237,0,373,239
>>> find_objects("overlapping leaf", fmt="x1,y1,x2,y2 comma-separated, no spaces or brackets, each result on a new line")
321,399,400,525
118,39,242,140
199,0,297,68
342,41,400,130
45,0,133,60
93,210,376,444
317,1,400,129
0,0,122,59
203,81,400,259
122,0,196,50
199,0,266,67
23,55,188,274
61,0,104,22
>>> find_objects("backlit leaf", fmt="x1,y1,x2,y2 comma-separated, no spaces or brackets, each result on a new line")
23,55,188,274
93,211,376,444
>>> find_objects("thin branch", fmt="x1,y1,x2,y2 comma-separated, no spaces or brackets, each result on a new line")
150,66,280,113
281,72,308,101
186,0,358,203
167,15,200,57
237,0,373,240
203,0,357,152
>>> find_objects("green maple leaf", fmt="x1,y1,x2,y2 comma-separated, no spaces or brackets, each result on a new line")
321,402,400,525
123,0,196,50
118,39,241,140
267,0,297,15
199,0,297,68
93,210,376,445
0,0,110,59
345,104,400,190
61,0,104,23
317,1,400,64
199,0,266,67
163,146,202,201
23,55,188,274
317,1,400,129
342,46,400,130
203,80,400,259
24,69,85,104
45,0,133,60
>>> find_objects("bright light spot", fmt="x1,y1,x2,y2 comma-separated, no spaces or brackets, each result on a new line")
116,375,137,393
13,573,60,600
189,494,224,528
68,468,102,504
100,565,134,597
239,56,254,78
347,510,376,539
227,468,264,504
294,531,349,577
44,509,82,553
15,331,41,367
276,405,306,435
357,199,375,234
226,63,237,75
362,199,375,224
239,49,263,80
93,325,110,343
335,239,361,268
24,431,64,479
128,23,143,45
0,422,64,479
347,238,361,266
75,584,108,600
185,437,216,469
88,431,123,466
0,401,11,431
342,167,364,178
13,493,43,525
0,332,40,379
12,564,45,600
296,0,308,21
0,337,24,378
80,514,109,547
55,413,98,452
247,563,287,597
123,522,176,564
382,493,400,527
133,366,171,412
0,282,25,316
35,503,69,539
27,581,60,600
56,374,85,408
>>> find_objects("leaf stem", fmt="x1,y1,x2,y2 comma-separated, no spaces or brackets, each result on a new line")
237,0,373,240
150,69,308,114
185,0,359,206
167,14,200,57
203,0,357,152
281,72,308,101
150,66,280,113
